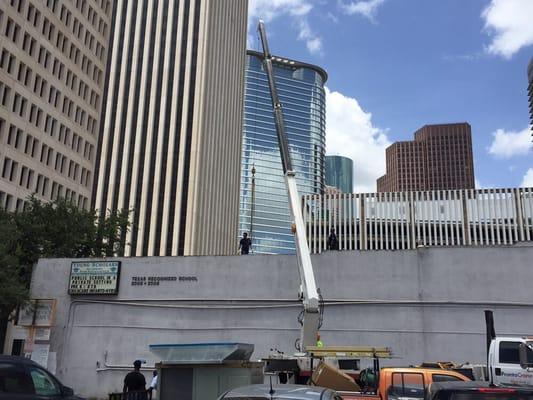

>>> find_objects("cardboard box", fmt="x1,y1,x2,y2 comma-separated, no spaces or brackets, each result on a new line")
311,361,361,391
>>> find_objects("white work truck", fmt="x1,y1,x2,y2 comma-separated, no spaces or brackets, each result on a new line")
489,336,533,386
484,310,533,386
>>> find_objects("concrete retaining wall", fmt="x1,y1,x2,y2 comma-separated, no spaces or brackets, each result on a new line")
20,245,533,398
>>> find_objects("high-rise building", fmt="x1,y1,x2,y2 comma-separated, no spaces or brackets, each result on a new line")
239,51,327,254
527,57,533,135
325,155,353,193
93,0,248,256
0,0,113,211
377,123,475,192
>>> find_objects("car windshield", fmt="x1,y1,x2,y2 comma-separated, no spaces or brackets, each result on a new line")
0,362,33,395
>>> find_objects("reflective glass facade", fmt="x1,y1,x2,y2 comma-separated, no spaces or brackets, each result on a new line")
527,57,533,135
325,156,354,193
239,51,327,254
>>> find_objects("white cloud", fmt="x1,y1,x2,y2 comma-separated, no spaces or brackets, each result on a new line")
248,0,313,21
487,127,532,158
327,12,339,24
248,0,322,55
297,19,323,54
482,0,533,59
325,87,390,193
441,53,483,62
522,168,533,187
339,0,386,21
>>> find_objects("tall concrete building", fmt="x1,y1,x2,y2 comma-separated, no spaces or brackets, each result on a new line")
325,155,353,193
239,51,326,254
0,0,113,211
377,123,475,192
527,57,533,135
93,0,248,257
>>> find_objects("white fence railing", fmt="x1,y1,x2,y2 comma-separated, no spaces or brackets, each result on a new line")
302,188,533,253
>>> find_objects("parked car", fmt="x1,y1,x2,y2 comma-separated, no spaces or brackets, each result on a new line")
426,381,533,400
0,355,83,399
217,384,343,399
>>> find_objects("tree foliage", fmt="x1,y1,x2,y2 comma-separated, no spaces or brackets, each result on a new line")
0,209,28,321
13,197,130,261
0,197,130,348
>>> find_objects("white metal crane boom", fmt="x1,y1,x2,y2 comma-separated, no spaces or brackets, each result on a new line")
257,20,321,352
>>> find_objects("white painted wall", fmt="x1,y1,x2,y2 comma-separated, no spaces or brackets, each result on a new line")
18,245,533,398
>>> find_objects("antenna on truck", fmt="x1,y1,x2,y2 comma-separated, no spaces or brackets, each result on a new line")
485,310,496,386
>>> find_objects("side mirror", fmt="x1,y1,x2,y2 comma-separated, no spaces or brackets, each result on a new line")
62,386,74,397
518,343,533,369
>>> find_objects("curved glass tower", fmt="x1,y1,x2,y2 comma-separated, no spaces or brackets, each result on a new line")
239,51,327,254
325,155,354,193
527,57,533,135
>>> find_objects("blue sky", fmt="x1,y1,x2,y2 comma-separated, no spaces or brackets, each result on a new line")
248,0,533,192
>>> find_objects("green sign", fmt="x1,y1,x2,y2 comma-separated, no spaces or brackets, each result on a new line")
68,261,121,295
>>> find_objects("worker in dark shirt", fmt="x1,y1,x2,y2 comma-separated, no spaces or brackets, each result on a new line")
123,360,147,399
239,232,251,255
327,228,339,250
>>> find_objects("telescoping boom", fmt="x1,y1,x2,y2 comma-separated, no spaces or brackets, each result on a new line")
257,20,321,352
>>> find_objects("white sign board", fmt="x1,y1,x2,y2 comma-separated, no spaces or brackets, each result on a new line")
17,305,35,326
69,261,121,295
34,300,55,326
31,344,50,368
34,327,51,341
17,300,55,327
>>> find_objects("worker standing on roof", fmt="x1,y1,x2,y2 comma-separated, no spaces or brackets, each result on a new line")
316,334,324,348
327,228,339,250
239,232,252,255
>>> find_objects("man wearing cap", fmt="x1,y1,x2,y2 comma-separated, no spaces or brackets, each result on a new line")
123,360,147,399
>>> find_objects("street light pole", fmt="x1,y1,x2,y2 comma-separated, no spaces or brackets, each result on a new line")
250,164,256,253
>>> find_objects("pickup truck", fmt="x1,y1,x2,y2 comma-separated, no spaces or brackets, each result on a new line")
484,310,533,386
340,368,470,400
487,336,533,386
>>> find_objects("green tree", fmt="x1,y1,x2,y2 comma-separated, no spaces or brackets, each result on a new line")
95,208,131,257
0,208,29,352
0,197,131,352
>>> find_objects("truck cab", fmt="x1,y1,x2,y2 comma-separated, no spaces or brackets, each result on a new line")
489,336,533,386
340,367,470,400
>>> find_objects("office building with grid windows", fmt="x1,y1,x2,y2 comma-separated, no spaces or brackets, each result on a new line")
377,123,475,192
0,0,113,212
239,50,327,254
93,0,248,256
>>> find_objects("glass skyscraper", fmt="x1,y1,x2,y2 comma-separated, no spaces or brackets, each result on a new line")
527,57,533,135
325,155,354,193
239,51,327,254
